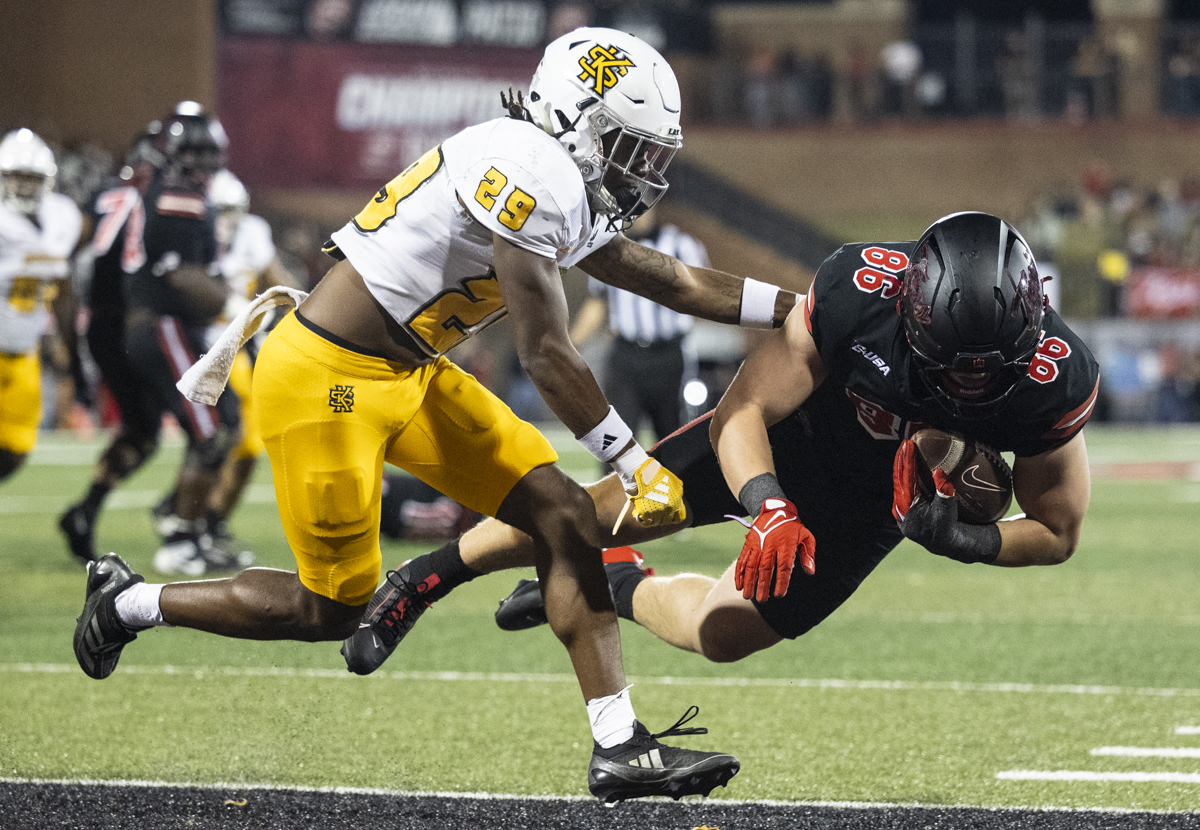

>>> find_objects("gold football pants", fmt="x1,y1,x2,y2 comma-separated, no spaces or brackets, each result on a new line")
253,312,557,605
0,350,41,456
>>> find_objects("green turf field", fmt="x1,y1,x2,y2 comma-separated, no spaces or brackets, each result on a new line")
2,426,1199,812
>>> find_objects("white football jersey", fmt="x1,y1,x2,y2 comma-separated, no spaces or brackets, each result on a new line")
329,117,618,357
218,212,276,322
0,192,83,354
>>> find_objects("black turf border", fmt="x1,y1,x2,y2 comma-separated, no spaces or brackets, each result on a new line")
2,782,1195,830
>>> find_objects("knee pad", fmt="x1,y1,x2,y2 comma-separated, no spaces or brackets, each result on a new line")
102,433,159,478
188,427,238,473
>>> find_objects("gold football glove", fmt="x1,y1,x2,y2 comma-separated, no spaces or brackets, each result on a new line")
612,456,687,534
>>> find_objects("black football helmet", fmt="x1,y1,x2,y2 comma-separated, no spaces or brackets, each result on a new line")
154,101,227,190
899,211,1045,419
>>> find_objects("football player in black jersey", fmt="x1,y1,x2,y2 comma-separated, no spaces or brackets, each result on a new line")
64,103,247,575
377,211,1098,664
59,125,165,563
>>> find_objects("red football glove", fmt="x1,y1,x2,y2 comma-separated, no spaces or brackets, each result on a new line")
893,439,1000,564
735,497,816,602
892,438,955,524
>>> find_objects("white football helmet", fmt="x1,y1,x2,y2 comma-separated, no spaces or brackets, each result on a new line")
209,168,250,246
528,27,681,222
0,128,57,217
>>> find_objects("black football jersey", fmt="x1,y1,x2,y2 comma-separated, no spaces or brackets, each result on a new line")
86,176,145,319
122,170,217,321
801,241,1100,461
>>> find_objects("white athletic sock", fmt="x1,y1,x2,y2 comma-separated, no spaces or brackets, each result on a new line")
114,582,170,628
587,685,636,748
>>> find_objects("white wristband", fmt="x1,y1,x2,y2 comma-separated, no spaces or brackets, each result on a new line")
578,406,633,463
739,278,780,329
610,442,649,492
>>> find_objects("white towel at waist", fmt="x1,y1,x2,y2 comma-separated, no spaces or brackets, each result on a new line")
176,285,309,405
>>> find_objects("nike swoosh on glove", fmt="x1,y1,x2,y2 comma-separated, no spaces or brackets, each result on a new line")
734,497,815,602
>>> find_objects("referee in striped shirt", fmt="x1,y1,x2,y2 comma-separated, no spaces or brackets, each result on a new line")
570,204,709,458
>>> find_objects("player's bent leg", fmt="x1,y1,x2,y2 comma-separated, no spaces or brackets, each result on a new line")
156,428,252,576
75,554,367,680
500,467,740,803
159,567,365,641
494,465,626,701
60,430,159,565
680,563,782,662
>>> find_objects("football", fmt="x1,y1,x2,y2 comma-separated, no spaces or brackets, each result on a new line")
911,428,1014,524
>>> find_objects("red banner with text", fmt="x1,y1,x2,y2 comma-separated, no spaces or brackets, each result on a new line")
1124,267,1200,319
218,38,540,192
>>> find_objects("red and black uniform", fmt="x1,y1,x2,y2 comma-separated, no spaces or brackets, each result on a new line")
84,176,161,438
653,240,1100,639
122,171,238,443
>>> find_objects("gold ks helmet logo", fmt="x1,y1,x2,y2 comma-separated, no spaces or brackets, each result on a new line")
577,44,635,95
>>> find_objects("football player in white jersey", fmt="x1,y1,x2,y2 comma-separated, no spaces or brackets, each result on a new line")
207,169,298,548
0,129,83,482
75,29,794,802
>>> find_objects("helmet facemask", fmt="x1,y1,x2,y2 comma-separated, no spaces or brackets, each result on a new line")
911,347,1032,419
592,116,678,223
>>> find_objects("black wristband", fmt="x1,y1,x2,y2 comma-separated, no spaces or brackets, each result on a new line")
934,520,1002,564
738,473,788,516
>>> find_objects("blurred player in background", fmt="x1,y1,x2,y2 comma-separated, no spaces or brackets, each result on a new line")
151,169,299,559
61,102,245,576
377,471,479,542
569,202,708,463
0,128,83,483
59,124,164,562
391,213,1098,672
75,28,797,803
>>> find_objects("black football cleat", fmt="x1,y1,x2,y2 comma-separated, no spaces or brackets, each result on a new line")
494,579,547,631
588,706,740,803
74,554,148,680
341,563,436,675
496,548,652,631
59,503,98,565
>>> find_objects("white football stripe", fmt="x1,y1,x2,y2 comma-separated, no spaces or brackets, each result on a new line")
6,663,1200,698
998,770,1200,784
1091,746,1200,758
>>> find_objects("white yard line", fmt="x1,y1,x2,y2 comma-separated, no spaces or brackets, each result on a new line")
0,485,276,514
5,662,1200,698
1091,747,1200,758
1177,726,1200,735
998,771,1200,784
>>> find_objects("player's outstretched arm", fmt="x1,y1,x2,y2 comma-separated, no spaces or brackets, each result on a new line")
710,306,824,495
493,233,684,528
710,306,824,597
996,432,1091,567
494,234,610,436
577,233,796,328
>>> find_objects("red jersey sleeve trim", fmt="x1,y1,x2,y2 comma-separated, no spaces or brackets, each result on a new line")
1042,375,1099,441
